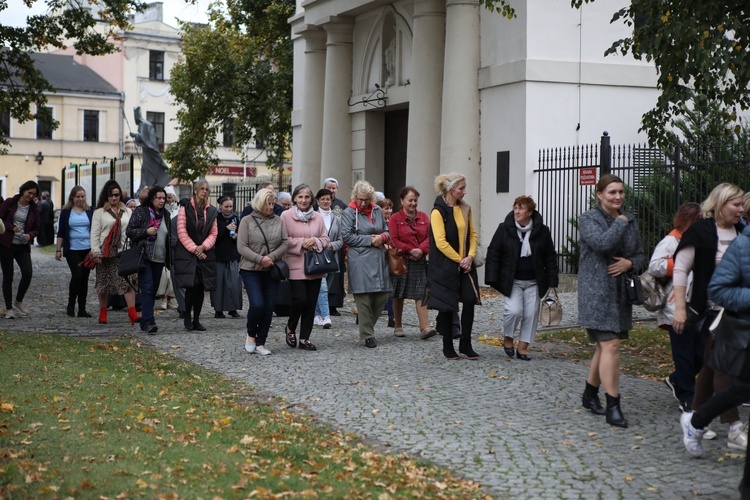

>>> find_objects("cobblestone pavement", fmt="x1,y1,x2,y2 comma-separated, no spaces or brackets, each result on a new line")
8,247,747,498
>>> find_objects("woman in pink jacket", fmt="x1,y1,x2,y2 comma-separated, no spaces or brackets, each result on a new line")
280,184,330,351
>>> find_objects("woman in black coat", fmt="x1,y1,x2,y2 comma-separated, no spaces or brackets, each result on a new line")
174,179,218,331
211,196,242,318
485,196,558,360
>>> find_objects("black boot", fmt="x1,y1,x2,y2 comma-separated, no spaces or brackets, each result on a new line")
66,300,75,317
605,393,628,428
458,333,480,359
184,311,194,331
582,382,605,415
443,328,459,360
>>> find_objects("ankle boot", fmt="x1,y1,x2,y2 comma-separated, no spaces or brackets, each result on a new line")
458,335,480,359
67,302,75,317
184,311,194,331
128,307,140,325
582,382,605,415
98,307,108,324
442,329,459,360
605,393,628,428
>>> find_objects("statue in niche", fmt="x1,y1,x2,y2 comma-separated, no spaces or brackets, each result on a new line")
384,36,397,87
130,107,171,188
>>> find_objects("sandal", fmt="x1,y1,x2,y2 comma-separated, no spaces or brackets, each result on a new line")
298,340,317,351
285,326,297,348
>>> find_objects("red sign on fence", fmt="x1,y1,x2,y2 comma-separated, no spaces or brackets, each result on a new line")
579,167,597,186
209,165,257,177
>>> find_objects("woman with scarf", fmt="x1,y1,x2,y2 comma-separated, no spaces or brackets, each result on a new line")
485,195,558,360
427,173,481,360
90,180,139,325
55,186,94,318
313,188,343,329
211,196,242,319
341,180,391,348
126,186,171,334
0,180,40,318
388,186,435,339
280,184,329,351
174,179,218,332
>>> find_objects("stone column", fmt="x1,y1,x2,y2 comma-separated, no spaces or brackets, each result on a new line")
298,27,327,189
320,17,354,193
405,0,446,204
440,0,480,212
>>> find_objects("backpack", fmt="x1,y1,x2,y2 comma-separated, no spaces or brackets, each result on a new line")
640,271,668,312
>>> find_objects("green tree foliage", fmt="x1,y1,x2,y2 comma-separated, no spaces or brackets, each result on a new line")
0,0,145,153
480,1,750,148
165,0,294,182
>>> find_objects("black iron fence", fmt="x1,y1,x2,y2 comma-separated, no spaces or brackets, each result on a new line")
209,173,293,211
536,133,750,274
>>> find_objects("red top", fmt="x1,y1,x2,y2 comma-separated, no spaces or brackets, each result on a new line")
388,209,430,258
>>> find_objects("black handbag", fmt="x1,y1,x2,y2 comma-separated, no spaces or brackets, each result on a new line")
623,271,644,305
250,216,289,281
304,249,339,275
117,240,145,277
709,309,750,381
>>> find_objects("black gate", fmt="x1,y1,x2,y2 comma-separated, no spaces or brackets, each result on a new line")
536,132,750,273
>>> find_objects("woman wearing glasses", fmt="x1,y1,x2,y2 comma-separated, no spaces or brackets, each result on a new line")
90,180,139,325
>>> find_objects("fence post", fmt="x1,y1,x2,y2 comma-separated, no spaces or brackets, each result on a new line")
60,167,66,203
600,131,611,176
673,142,681,213
91,162,97,208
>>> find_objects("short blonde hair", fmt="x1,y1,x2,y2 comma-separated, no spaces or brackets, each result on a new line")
252,187,275,213
434,173,466,195
701,183,744,220
351,180,376,203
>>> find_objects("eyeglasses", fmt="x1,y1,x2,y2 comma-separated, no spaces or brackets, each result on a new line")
356,198,370,204
108,193,121,198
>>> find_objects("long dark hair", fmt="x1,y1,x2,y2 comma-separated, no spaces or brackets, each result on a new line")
96,180,123,209
18,180,40,197
142,185,166,211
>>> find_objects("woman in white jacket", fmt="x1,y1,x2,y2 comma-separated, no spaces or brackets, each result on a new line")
648,202,701,412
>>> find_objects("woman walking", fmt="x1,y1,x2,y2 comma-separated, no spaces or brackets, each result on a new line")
90,180,139,325
238,188,288,355
578,174,645,428
125,186,171,334
341,180,391,348
281,184,329,351
672,183,747,449
174,179,218,332
0,181,40,318
388,186,435,339
427,173,481,360
313,188,343,329
212,196,242,319
485,195,558,361
55,186,93,317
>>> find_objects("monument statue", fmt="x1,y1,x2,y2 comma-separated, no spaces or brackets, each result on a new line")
130,107,171,188
384,37,397,87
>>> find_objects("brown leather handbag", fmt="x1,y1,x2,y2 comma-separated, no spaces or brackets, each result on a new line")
387,247,408,277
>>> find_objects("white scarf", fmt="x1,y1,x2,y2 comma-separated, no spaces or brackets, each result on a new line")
318,207,332,232
295,206,315,222
515,219,533,257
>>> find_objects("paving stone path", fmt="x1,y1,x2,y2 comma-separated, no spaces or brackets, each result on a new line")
8,246,747,498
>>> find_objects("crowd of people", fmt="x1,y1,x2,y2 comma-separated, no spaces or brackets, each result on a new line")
3,172,750,493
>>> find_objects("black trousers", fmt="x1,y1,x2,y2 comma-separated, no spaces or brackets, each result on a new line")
287,278,322,340
0,244,33,309
64,249,91,310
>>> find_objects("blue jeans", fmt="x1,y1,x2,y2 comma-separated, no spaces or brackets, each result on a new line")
667,325,704,406
139,260,164,328
240,270,279,346
315,276,330,318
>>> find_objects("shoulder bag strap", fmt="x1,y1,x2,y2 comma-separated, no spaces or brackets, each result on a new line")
250,216,272,255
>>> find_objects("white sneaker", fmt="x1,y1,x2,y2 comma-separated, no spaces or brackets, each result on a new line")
313,315,324,326
245,339,256,353
681,411,706,458
704,427,717,440
322,316,332,329
5,309,14,319
256,346,272,356
728,423,748,451
159,299,168,310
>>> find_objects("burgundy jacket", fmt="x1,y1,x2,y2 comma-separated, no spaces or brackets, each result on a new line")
0,195,40,248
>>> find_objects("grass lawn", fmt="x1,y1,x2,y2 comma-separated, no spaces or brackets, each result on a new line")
479,322,673,381
0,332,486,498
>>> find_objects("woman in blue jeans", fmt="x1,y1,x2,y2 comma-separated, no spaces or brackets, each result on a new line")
237,188,288,356
125,186,171,334
682,222,750,498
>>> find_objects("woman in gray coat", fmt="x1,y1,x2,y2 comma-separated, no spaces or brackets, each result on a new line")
578,174,645,428
341,180,391,348
313,188,343,329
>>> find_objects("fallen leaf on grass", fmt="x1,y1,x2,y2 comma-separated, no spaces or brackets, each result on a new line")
0,402,14,413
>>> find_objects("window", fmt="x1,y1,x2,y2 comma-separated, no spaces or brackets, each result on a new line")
83,110,99,142
146,111,165,151
222,122,234,147
149,50,164,81
0,110,9,138
36,106,53,139
254,137,265,149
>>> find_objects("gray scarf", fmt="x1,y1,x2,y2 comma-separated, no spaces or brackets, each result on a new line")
515,220,533,257
295,206,315,222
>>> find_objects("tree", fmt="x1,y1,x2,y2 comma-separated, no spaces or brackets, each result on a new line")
0,0,146,153
480,1,750,148
165,0,294,182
